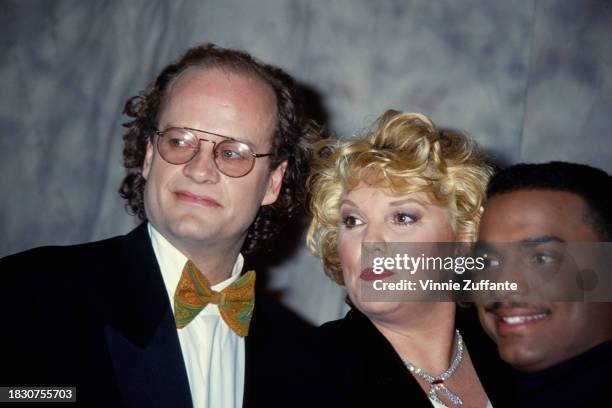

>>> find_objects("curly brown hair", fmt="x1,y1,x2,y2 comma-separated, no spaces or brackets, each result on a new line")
119,43,323,254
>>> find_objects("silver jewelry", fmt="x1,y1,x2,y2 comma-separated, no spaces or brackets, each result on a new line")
403,330,464,406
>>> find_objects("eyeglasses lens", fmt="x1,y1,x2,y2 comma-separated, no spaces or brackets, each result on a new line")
157,129,255,177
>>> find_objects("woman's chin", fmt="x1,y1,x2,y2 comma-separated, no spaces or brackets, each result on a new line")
354,299,408,320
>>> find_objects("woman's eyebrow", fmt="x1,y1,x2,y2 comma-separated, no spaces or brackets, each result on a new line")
388,198,426,207
339,199,359,208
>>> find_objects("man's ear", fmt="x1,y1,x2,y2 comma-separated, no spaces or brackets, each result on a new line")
142,141,154,180
261,160,288,206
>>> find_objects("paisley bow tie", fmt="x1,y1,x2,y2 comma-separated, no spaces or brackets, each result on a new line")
174,260,255,337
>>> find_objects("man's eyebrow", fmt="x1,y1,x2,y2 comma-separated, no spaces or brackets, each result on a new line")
474,236,565,250
474,241,498,252
521,235,565,245
166,124,250,144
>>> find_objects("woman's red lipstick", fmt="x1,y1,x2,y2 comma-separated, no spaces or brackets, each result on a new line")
359,267,394,281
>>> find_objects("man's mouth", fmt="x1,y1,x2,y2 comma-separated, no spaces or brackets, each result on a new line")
491,308,551,333
484,303,552,332
175,191,222,207
499,313,548,325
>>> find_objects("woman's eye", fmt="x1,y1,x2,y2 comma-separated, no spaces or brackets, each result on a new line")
392,212,417,225
341,215,364,229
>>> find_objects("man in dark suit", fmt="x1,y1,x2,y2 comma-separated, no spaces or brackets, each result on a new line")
475,161,612,407
1,43,326,407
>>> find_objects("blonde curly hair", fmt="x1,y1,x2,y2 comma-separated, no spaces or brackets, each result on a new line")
307,110,493,285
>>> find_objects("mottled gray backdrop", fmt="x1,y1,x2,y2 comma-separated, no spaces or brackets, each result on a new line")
2,0,611,324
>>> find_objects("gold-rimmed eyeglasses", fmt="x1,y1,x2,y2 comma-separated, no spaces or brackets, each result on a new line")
155,127,274,178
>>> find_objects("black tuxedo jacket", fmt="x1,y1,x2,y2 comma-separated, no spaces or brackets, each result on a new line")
319,307,516,408
0,223,326,407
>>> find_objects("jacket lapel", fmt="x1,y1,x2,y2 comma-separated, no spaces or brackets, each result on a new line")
341,309,434,407
242,301,257,408
103,223,192,407
242,292,321,408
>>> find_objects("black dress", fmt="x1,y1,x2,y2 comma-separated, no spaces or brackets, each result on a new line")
318,307,514,408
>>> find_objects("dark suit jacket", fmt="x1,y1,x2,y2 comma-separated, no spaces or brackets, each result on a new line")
319,307,515,408
0,223,326,407
509,340,612,408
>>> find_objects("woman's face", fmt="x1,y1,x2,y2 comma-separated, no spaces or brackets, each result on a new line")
338,183,455,323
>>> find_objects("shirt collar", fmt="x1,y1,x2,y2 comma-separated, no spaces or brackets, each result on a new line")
148,223,244,310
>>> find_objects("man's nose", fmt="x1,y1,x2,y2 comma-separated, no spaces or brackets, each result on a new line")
182,140,220,183
496,256,531,301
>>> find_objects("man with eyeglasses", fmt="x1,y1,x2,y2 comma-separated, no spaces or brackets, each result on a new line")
1,43,328,407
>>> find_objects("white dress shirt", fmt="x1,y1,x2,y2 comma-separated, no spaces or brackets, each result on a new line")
148,224,245,408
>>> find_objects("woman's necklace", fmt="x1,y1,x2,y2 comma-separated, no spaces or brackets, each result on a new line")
402,329,464,406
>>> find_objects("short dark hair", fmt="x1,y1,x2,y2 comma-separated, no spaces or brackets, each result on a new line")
487,161,612,241
119,43,324,254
